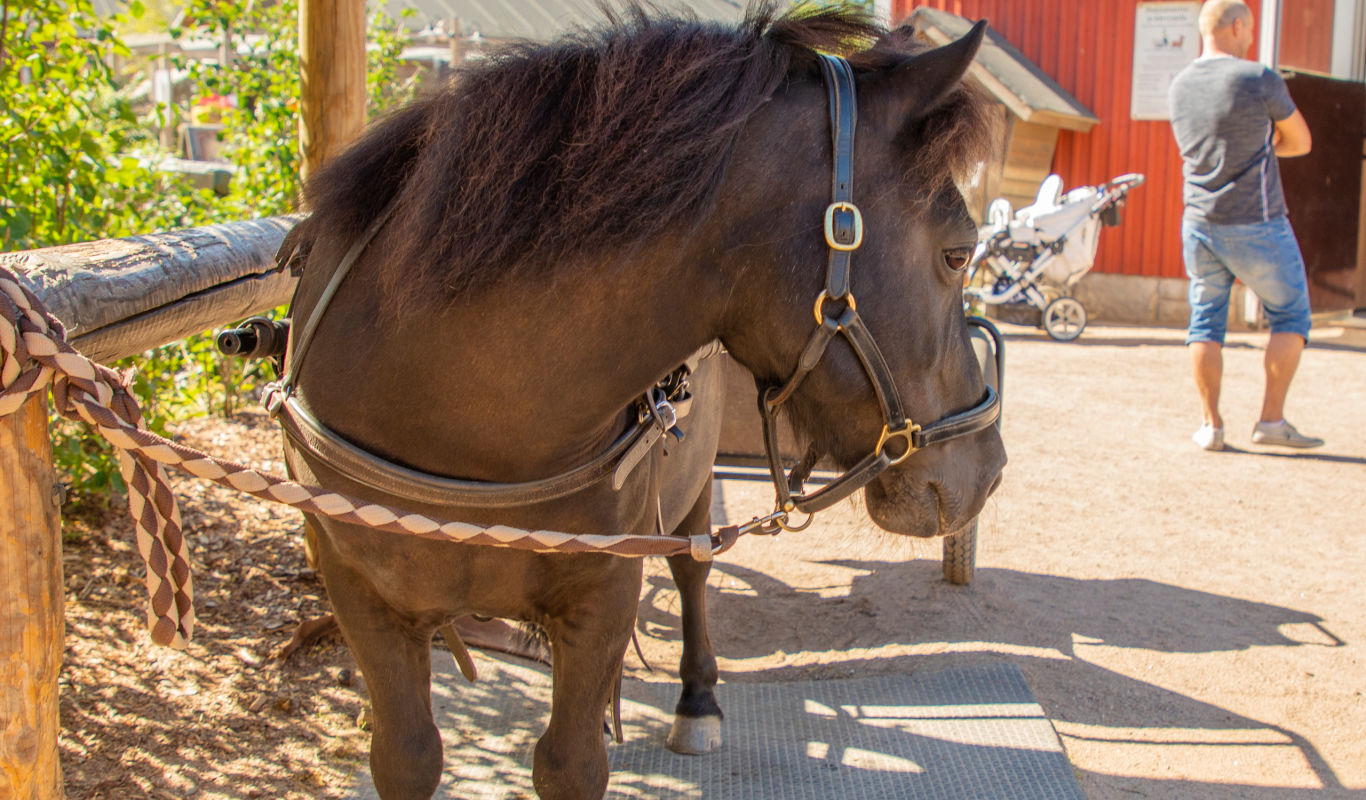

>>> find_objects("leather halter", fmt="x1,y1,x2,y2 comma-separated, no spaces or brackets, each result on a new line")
754,54,1000,524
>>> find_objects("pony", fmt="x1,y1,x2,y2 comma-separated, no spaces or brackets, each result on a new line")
277,5,1005,798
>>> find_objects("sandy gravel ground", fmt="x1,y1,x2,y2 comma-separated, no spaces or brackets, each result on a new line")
646,320,1365,800
55,319,1365,799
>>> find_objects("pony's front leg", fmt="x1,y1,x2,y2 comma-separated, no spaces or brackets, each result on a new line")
533,561,642,800
322,550,443,799
665,485,723,754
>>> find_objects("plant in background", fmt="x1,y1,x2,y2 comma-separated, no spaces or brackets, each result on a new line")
4,0,214,512
6,0,417,513
172,0,304,220
0,0,212,250
368,7,419,118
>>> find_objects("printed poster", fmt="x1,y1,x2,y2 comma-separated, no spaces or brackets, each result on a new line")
1130,2,1201,120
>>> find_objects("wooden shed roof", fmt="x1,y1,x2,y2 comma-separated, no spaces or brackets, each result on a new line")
910,7,1099,132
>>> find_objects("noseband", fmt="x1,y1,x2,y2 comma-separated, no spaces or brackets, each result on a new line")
754,55,1000,528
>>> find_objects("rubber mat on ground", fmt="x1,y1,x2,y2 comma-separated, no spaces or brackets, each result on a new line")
351,652,1085,800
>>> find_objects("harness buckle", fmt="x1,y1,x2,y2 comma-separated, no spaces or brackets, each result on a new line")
812,290,857,325
261,381,290,417
824,201,864,251
875,422,920,466
646,388,679,434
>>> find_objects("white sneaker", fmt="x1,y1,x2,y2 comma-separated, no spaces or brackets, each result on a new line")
1251,420,1323,449
1192,424,1224,451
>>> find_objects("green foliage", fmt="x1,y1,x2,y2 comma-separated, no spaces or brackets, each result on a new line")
172,0,304,219
3,0,416,511
368,8,419,118
0,0,214,249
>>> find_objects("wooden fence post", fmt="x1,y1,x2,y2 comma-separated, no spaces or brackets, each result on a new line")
299,0,367,179
0,214,299,799
0,394,64,800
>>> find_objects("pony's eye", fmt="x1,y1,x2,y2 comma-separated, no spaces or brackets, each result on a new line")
942,246,973,272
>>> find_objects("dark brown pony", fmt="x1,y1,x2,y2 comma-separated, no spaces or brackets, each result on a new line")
281,5,1005,798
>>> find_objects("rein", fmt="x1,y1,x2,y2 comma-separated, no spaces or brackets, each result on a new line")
0,263,752,649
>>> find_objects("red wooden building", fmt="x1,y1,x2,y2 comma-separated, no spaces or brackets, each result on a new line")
894,0,1366,319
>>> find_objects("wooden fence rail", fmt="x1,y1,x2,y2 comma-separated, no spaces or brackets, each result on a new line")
0,216,300,800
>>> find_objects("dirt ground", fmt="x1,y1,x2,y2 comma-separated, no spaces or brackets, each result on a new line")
55,320,1366,799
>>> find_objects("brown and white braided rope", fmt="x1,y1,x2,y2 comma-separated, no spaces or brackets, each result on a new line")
0,266,741,650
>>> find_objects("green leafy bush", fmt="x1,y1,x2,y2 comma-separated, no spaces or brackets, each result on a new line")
3,0,418,512
0,0,211,249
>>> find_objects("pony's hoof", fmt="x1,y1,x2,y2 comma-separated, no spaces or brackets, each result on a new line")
666,715,722,754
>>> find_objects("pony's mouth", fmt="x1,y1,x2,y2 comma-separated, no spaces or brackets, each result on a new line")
863,466,1003,538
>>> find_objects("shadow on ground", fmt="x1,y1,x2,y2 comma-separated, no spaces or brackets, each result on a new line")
635,558,1352,797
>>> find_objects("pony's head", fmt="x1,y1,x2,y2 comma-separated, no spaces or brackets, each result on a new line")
712,11,1006,537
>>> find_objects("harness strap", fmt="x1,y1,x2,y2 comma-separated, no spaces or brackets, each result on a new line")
839,310,907,429
821,54,859,300
276,394,646,508
916,384,1000,449
273,198,727,507
270,343,715,509
281,197,400,392
763,312,839,409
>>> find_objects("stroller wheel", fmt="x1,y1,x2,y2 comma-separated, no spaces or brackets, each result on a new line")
1043,296,1087,341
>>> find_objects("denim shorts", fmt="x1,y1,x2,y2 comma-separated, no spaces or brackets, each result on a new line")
1181,215,1312,345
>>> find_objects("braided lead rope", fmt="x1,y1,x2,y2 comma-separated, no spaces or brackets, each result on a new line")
0,265,738,650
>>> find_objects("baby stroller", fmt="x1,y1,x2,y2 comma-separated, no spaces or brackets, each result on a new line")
963,172,1145,341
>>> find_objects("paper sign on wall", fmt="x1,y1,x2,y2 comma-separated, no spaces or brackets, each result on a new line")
1131,2,1201,120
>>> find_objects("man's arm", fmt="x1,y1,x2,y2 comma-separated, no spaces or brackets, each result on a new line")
1272,109,1312,157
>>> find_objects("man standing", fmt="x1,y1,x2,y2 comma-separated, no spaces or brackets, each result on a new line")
1168,0,1321,451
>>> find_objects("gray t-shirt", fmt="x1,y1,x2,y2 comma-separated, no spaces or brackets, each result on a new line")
1168,56,1297,224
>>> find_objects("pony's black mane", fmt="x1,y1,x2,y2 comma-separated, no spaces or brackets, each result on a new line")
299,3,989,308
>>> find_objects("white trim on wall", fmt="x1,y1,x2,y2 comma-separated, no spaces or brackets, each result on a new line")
1331,0,1366,80
874,0,893,26
1259,0,1280,68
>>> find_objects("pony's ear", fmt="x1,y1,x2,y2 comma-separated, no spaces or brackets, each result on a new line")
879,19,987,120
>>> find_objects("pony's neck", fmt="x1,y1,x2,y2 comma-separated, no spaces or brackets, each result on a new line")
351,242,726,484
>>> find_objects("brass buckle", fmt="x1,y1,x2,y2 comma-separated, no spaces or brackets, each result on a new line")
875,423,920,466
776,509,814,532
812,290,857,325
824,201,864,251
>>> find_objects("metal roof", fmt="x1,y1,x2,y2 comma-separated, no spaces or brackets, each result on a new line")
910,6,1098,132
374,0,750,41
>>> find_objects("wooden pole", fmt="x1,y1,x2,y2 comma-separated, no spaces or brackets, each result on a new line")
299,0,367,180
0,216,299,799
448,17,464,72
0,395,63,800
1357,137,1366,309
157,43,174,152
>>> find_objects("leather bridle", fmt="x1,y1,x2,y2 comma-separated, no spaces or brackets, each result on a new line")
753,54,1000,529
